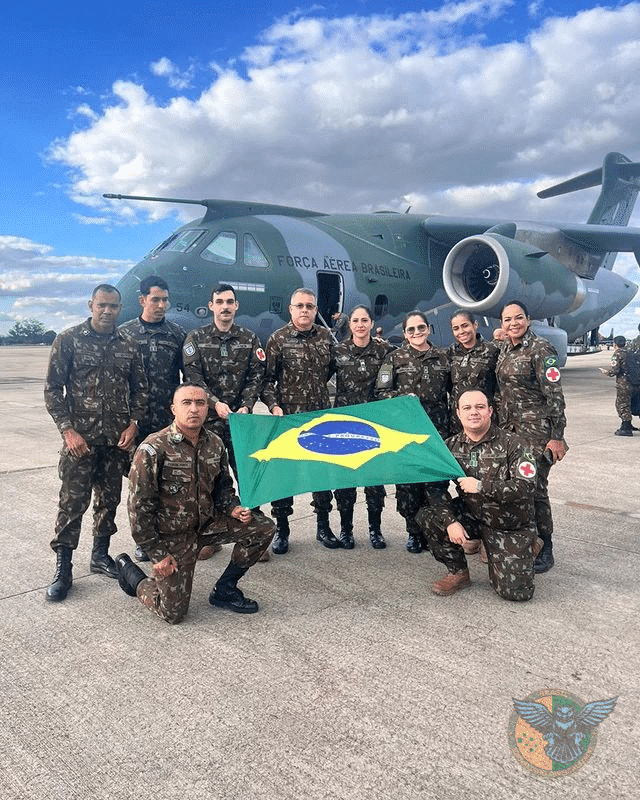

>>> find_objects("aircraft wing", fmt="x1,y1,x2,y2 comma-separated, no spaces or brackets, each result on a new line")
553,222,640,254
423,216,640,255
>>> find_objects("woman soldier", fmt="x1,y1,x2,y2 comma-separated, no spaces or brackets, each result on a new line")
375,311,450,553
448,310,499,430
495,301,567,573
330,306,395,548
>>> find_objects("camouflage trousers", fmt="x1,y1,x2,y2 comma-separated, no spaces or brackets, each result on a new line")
136,510,275,624
51,445,130,550
396,482,449,536
615,383,634,422
271,491,333,518
416,499,537,602
507,429,554,541
334,485,385,512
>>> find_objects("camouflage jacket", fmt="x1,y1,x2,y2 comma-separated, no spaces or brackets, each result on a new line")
375,341,451,436
182,323,266,413
628,334,640,354
495,330,566,442
127,423,239,562
44,319,148,445
447,335,499,406
430,424,536,531
118,316,185,435
262,322,332,413
605,348,640,388
330,337,395,407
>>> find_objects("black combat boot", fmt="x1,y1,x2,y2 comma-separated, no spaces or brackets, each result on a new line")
115,553,147,597
338,506,355,549
90,536,118,578
534,532,554,573
209,561,259,613
271,514,290,554
367,505,386,549
614,420,633,436
46,546,73,602
134,545,150,562
405,519,423,553
316,510,341,549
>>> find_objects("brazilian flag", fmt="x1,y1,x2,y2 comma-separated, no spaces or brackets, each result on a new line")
228,396,464,508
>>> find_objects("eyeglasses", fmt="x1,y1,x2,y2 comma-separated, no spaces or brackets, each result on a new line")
405,324,427,334
291,303,316,310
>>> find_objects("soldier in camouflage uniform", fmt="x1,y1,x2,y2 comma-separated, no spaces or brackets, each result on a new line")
119,276,185,562
261,288,334,553
44,284,149,602
600,335,638,437
116,384,275,624
375,311,450,554
416,390,538,601
330,305,395,549
496,302,567,574
448,311,499,432
182,284,266,478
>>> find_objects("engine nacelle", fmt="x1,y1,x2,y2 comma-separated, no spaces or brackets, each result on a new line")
442,233,586,319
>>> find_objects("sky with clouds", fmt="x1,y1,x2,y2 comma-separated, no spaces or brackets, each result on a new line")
2,0,640,337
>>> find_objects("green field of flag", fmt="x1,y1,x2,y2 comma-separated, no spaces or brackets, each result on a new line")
228,396,464,508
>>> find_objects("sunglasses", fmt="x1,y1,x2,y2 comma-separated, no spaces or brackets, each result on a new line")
405,324,427,334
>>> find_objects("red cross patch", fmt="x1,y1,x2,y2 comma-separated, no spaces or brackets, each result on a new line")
518,460,536,478
545,366,560,382
256,348,266,361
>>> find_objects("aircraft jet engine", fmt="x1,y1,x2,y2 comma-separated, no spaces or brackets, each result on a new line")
442,232,586,319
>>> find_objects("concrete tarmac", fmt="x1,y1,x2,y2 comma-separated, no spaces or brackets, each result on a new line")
1,345,638,800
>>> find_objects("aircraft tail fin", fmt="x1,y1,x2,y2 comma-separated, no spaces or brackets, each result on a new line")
538,152,640,270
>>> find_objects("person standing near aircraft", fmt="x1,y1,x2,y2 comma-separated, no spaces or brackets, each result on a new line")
44,284,148,601
330,305,394,549
375,311,451,553
600,335,640,437
182,283,268,559
261,287,334,554
496,302,567,574
448,311,499,428
416,390,538,600
119,275,185,562
116,383,275,624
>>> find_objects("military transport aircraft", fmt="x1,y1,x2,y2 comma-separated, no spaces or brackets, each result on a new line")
107,151,640,362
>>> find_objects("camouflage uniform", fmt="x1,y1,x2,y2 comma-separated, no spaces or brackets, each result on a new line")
416,424,538,601
330,336,395,512
375,342,451,538
127,423,275,623
261,322,333,516
605,349,634,422
118,316,185,441
182,322,266,477
44,319,149,550
495,329,566,546
448,335,499,430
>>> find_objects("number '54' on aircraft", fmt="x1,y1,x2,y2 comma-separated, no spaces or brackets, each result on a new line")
105,151,640,363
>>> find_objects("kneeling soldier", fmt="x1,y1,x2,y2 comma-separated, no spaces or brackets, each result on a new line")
416,390,539,602
117,383,274,623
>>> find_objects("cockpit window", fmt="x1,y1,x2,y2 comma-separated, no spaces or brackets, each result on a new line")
162,229,207,253
201,232,237,265
243,234,269,268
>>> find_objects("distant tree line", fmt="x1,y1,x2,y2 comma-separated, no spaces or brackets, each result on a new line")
0,319,56,346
